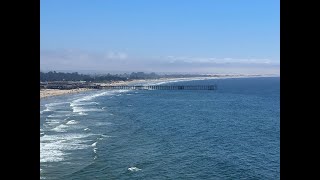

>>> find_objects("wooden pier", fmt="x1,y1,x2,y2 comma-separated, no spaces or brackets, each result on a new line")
41,82,217,91
101,85,217,90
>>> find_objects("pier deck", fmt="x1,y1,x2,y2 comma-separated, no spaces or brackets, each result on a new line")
100,85,217,90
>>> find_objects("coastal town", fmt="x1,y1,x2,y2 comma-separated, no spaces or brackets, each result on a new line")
40,71,263,98
40,81,101,90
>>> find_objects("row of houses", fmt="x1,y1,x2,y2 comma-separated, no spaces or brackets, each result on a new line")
40,81,101,90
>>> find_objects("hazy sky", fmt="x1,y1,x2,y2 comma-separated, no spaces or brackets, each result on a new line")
40,0,279,74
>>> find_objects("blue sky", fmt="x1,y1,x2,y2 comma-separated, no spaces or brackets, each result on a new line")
40,0,279,74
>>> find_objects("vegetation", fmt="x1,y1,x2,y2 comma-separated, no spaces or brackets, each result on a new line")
40,71,160,82
40,71,213,82
40,71,92,81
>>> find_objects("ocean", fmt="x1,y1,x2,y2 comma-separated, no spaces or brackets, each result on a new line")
40,77,280,179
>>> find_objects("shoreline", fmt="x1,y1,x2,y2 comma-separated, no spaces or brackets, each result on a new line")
40,79,150,99
40,88,92,99
40,74,279,99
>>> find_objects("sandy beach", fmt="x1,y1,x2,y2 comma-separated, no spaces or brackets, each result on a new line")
40,88,92,99
40,79,144,99
39,79,170,99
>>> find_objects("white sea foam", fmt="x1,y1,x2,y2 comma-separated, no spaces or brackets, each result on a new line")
69,91,112,115
72,106,83,113
78,112,88,116
46,102,69,107
45,119,60,126
47,114,67,118
40,139,69,162
43,107,52,113
101,134,113,138
93,148,98,154
72,107,103,115
91,142,97,147
55,110,72,114
43,108,52,112
43,102,70,114
70,102,99,107
128,167,141,172
73,107,103,112
66,120,78,125
40,148,65,162
52,124,69,132
40,133,92,163
41,133,91,142
72,91,114,103
84,128,90,131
